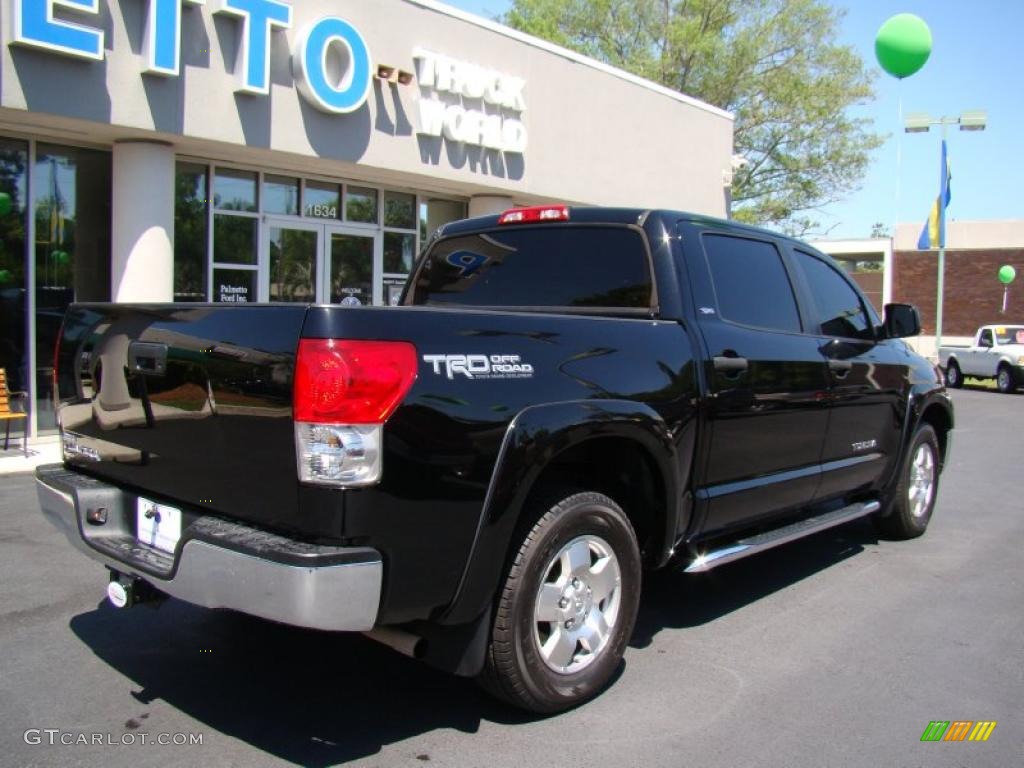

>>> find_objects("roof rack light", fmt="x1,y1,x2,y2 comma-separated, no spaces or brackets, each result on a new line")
498,205,570,225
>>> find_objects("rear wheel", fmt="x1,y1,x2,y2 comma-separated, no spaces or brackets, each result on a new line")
478,491,641,713
944,360,962,388
996,364,1016,394
873,424,940,540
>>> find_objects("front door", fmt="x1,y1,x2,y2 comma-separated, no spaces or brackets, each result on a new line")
325,227,379,306
262,220,380,305
266,220,319,303
787,247,908,501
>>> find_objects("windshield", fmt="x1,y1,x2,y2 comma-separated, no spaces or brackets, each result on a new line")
994,326,1024,345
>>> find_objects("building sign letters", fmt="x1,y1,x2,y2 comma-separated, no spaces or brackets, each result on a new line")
414,49,527,154
10,0,526,153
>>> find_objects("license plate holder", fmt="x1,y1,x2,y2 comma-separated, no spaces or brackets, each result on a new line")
136,497,182,554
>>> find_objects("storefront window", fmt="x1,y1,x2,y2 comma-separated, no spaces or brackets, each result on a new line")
346,186,378,224
420,199,468,241
384,232,416,274
212,268,257,304
174,163,207,302
304,181,340,220
263,175,299,216
34,144,111,433
383,191,416,229
214,168,257,212
213,215,257,265
0,139,28,398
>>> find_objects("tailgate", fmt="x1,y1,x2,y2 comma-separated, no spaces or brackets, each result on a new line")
55,304,311,535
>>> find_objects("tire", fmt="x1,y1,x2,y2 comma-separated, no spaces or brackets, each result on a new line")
944,360,963,388
478,490,641,713
996,364,1016,394
872,424,940,540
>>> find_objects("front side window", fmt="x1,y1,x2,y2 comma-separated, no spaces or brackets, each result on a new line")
979,329,994,347
410,226,653,309
793,250,873,340
702,234,801,333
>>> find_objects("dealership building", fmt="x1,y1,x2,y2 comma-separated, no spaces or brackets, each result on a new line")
0,0,734,442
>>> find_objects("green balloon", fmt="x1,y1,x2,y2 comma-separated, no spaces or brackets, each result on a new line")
53,250,70,265
0,192,10,217
0,269,11,284
999,265,1016,285
875,14,932,79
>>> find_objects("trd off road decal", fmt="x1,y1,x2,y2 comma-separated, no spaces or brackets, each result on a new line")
423,354,534,380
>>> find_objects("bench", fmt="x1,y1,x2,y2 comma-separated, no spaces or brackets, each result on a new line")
1,368,29,456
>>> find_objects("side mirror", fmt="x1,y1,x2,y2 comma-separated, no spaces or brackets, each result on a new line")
883,303,921,338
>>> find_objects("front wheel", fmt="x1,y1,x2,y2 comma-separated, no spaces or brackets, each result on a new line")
478,491,641,713
996,365,1017,394
873,424,940,540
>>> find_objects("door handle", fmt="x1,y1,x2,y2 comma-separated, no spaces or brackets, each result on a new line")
828,359,853,378
713,355,749,374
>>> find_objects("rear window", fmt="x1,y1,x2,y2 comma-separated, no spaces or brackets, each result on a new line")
408,226,653,309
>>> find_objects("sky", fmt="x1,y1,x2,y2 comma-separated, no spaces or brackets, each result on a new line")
444,0,1024,239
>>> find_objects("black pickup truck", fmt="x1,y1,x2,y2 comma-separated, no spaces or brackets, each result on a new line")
37,206,952,713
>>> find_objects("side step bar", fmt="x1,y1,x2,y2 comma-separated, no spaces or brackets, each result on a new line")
683,500,881,573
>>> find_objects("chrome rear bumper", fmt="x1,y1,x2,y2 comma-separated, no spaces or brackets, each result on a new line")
36,465,381,631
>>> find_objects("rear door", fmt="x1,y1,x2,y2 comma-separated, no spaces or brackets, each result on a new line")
681,225,830,536
787,248,909,501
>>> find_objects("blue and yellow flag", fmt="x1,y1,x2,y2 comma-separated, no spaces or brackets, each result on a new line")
917,140,951,249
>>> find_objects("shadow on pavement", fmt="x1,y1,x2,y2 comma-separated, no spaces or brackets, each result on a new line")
632,517,879,648
69,518,878,766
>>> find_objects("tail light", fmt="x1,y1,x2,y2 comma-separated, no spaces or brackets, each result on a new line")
498,205,569,224
293,339,417,487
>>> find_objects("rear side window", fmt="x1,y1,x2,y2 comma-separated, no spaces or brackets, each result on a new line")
792,250,874,341
702,234,801,333
409,226,653,309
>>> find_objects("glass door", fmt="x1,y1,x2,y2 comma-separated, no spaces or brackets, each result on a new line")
264,219,320,303
262,220,380,305
325,226,380,307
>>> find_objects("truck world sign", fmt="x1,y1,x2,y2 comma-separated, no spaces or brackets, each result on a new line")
10,0,527,151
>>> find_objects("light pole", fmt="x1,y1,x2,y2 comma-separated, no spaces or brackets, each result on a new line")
904,110,987,352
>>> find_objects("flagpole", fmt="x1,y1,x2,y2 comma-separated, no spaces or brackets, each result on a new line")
935,122,947,352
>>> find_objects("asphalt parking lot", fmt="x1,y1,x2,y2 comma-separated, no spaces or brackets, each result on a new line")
1,387,1021,768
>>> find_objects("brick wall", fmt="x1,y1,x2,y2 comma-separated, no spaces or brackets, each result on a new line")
892,249,1024,335
850,271,883,313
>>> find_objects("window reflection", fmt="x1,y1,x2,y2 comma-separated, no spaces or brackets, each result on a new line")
0,139,28,397
34,145,111,433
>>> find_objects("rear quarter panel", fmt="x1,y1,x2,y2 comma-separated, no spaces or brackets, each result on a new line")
302,306,697,623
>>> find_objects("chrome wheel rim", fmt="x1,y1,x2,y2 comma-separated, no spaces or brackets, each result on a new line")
908,443,936,518
533,534,622,675
948,366,959,385
998,369,1010,391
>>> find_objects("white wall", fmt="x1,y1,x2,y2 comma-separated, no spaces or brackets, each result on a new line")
0,0,733,215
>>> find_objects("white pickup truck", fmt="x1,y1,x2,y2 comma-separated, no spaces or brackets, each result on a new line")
939,325,1024,393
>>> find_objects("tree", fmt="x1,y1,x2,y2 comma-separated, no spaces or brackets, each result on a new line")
504,0,882,234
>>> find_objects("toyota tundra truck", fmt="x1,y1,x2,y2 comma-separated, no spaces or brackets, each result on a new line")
36,206,953,713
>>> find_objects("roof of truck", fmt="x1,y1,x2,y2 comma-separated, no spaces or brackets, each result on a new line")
437,206,817,251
